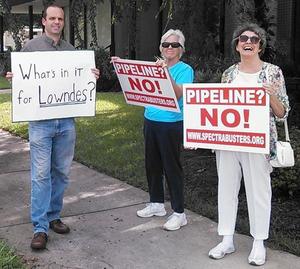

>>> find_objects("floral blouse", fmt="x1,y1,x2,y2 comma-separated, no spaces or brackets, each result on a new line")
221,62,290,160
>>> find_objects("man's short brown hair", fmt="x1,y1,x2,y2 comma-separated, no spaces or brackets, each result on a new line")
42,4,64,19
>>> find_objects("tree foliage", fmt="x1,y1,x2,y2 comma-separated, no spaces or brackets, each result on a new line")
70,0,99,49
1,0,28,51
226,0,277,62
111,0,151,23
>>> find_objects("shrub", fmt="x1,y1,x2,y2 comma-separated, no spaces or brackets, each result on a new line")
271,125,300,198
184,54,234,83
0,52,11,76
94,48,120,92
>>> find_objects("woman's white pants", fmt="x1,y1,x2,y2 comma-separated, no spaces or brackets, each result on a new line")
215,150,273,240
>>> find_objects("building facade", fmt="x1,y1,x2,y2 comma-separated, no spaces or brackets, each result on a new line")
1,0,299,74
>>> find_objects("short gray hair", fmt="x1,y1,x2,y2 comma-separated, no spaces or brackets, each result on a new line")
231,23,267,58
159,29,185,59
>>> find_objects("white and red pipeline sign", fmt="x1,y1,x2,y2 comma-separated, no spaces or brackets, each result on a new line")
113,59,180,112
183,83,270,154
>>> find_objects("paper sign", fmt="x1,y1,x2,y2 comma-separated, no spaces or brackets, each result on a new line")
11,50,96,122
183,83,270,154
113,59,180,112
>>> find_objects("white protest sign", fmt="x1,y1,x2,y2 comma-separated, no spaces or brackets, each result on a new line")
183,83,270,154
11,50,96,122
112,59,180,112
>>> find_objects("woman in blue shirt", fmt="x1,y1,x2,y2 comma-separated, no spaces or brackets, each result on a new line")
136,29,194,231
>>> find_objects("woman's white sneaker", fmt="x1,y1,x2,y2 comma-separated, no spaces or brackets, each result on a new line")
163,212,187,231
208,242,235,259
248,242,266,266
136,203,166,218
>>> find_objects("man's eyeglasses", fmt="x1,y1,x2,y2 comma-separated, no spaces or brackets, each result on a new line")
238,35,260,44
161,42,182,48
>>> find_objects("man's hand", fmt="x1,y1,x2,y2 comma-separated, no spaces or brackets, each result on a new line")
6,72,13,81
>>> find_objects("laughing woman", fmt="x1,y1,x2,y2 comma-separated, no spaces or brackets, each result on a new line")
208,23,289,266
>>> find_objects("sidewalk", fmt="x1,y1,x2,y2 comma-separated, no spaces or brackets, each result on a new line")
0,129,299,269
0,89,12,94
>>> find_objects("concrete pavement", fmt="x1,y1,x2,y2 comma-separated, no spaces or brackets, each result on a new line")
0,129,299,269
0,89,11,94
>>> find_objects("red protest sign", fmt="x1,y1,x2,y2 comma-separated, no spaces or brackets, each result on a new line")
113,59,180,112
183,83,270,154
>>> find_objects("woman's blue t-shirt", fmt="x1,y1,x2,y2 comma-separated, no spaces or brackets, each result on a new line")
144,61,194,122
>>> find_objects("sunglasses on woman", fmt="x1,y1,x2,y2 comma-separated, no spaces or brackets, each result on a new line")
161,42,182,48
238,35,260,44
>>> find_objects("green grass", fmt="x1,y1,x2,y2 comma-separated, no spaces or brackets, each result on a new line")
0,76,10,89
0,94,28,137
0,241,25,269
75,93,146,188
